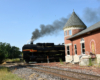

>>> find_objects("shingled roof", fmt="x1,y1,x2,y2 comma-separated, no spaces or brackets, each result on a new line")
67,21,100,40
63,11,87,29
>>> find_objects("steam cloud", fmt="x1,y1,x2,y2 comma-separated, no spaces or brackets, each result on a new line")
31,17,68,41
31,4,100,42
83,7,100,23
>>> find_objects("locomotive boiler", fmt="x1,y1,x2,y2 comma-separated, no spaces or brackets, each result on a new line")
22,42,65,63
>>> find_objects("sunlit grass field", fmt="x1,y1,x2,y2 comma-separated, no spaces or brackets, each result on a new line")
5,58,23,63
0,67,24,80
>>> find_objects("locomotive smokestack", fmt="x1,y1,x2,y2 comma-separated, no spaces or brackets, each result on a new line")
30,39,35,44
27,39,35,44
30,41,33,44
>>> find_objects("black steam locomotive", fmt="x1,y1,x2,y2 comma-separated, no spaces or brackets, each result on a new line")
22,42,65,63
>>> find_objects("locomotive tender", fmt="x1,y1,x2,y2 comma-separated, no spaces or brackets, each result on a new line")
22,42,65,63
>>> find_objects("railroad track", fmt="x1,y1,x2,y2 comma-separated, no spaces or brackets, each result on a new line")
27,67,80,80
5,63,100,80
27,66,100,80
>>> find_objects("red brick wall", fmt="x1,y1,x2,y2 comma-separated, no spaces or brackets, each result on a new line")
72,39,82,55
71,30,100,55
65,44,73,56
72,29,84,35
64,29,84,44
65,46,67,56
84,30,100,55
64,28,84,56
64,28,100,56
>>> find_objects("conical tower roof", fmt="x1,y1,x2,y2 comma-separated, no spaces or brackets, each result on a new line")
63,11,87,29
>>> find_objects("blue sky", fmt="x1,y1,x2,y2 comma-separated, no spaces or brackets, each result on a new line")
0,0,100,51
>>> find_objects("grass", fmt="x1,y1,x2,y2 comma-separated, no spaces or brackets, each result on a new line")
88,58,93,66
59,58,63,65
0,67,24,80
5,58,23,63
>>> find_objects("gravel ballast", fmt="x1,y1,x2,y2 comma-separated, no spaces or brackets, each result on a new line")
12,67,65,80
3,62,100,80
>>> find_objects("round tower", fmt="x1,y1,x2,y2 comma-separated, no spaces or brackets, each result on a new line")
63,11,87,62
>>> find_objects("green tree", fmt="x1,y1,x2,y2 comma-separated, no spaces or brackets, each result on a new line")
11,46,22,58
0,42,6,63
5,43,12,58
0,42,22,60
0,50,5,64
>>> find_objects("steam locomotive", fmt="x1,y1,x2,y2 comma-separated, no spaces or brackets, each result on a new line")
22,42,65,63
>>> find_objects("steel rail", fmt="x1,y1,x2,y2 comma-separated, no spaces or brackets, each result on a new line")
27,67,80,80
37,66,100,80
10,63,100,80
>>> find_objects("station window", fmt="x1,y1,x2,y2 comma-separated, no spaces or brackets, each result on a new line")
67,46,70,55
81,43,85,54
66,31,67,36
80,38,85,54
69,30,72,35
74,45,77,55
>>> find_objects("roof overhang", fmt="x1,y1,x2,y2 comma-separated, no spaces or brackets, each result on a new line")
66,27,100,40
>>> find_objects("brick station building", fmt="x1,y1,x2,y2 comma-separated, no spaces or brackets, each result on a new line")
63,11,100,64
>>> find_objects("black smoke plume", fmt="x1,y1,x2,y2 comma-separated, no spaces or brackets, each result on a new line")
31,17,68,41
83,7,100,23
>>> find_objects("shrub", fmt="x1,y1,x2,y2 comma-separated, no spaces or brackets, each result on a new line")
59,58,63,64
88,58,92,66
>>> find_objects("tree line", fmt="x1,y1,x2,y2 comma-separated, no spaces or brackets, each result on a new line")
0,42,22,63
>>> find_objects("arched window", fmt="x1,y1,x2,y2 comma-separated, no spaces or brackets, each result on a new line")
90,39,96,54
80,38,85,54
